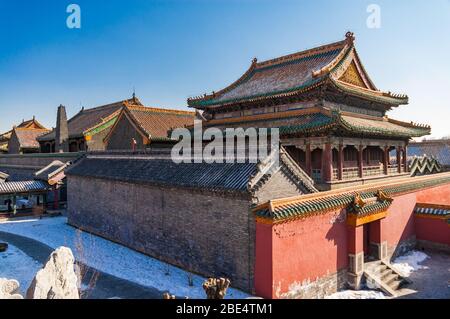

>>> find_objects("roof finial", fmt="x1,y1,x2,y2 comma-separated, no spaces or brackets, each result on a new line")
252,57,258,64
345,31,355,44
132,86,136,102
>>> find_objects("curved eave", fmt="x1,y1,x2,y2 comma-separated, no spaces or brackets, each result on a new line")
329,78,409,106
338,116,430,138
278,111,430,139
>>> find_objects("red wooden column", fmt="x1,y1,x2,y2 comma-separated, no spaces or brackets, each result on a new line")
383,146,389,175
338,144,344,180
322,143,333,182
305,143,312,177
358,145,364,178
397,146,402,173
53,187,59,210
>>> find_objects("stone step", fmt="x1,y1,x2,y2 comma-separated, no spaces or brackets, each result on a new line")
388,279,402,291
364,261,412,297
383,273,399,285
380,269,393,279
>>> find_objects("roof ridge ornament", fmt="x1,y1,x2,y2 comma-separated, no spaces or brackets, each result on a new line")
345,31,355,44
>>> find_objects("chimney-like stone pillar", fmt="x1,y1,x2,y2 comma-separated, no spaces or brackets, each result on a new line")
55,104,69,153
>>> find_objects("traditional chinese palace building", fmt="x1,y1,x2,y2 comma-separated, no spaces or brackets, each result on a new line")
0,117,48,154
64,33,450,299
188,32,431,190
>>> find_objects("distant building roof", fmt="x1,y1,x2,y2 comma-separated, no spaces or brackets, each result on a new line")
38,97,143,142
11,128,50,150
0,118,48,151
0,180,49,195
105,105,195,143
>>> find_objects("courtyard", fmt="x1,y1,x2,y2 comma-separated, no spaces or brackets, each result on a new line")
0,216,448,299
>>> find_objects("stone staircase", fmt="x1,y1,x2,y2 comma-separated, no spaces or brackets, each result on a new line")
364,260,411,297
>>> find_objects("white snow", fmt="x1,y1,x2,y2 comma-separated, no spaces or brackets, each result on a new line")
0,217,249,299
392,250,430,277
0,244,42,295
325,290,386,299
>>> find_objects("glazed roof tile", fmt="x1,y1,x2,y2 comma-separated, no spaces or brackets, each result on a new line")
188,33,407,108
200,107,430,138
253,172,450,222
414,204,450,217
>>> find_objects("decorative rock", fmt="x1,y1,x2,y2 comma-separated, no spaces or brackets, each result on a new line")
203,278,230,299
163,292,176,299
0,242,8,252
26,246,79,299
0,278,24,299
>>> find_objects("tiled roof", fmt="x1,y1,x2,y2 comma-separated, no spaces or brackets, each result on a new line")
67,156,260,193
13,128,50,149
34,160,69,183
38,98,142,141
338,114,430,138
253,172,450,222
66,148,318,194
125,105,195,139
0,180,49,195
199,107,430,138
0,118,47,142
414,203,450,218
188,33,407,109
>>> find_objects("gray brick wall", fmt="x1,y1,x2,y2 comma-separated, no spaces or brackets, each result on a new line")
67,175,256,292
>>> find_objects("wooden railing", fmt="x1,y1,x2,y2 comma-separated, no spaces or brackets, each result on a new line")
388,164,398,174
362,165,383,177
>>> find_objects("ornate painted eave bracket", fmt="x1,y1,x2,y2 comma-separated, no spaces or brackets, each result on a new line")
346,190,393,226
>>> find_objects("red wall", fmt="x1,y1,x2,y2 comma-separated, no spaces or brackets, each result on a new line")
255,208,348,298
416,183,450,205
381,192,416,248
415,217,450,245
254,183,450,299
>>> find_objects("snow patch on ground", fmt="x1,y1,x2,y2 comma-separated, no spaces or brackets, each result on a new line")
392,250,430,277
325,290,386,299
0,217,249,299
0,244,42,295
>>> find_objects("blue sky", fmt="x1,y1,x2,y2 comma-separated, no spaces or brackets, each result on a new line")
0,0,449,138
